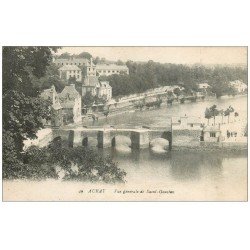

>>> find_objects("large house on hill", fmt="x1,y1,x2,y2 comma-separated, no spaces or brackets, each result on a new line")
58,65,82,82
55,57,113,100
82,59,113,100
96,64,129,76
54,58,89,67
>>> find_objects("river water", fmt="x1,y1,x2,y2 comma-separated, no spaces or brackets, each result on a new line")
97,95,247,201
3,96,247,201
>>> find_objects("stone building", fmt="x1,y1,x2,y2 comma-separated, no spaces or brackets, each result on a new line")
59,84,82,124
98,81,112,100
82,75,99,96
54,58,89,67
58,65,82,82
171,116,204,149
96,64,129,76
202,126,221,142
229,80,247,93
82,59,113,100
40,85,63,127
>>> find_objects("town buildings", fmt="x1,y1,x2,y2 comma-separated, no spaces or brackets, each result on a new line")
97,81,112,100
55,57,113,100
40,85,63,127
198,83,210,90
41,84,82,126
59,84,82,124
229,80,247,93
96,64,129,76
58,65,82,82
54,58,89,67
82,59,113,100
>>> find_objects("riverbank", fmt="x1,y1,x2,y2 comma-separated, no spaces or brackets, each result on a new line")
80,93,247,127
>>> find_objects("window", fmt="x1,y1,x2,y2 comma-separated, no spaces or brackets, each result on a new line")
70,71,72,73
66,63,68,65
79,63,81,65
112,70,115,73
210,132,216,137
108,71,110,73
190,124,193,127
62,63,64,65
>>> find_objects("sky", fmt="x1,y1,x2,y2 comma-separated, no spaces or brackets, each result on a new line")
56,47,247,65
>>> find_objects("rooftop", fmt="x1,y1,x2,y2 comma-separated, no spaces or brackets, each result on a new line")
172,116,202,124
96,64,128,70
58,65,81,71
55,58,89,63
59,84,81,100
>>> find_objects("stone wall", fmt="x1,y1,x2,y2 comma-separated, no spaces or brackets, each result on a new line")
172,140,247,151
172,129,201,149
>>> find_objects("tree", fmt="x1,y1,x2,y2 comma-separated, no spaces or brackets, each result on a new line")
224,105,235,123
76,52,92,60
58,52,71,59
219,109,225,124
117,60,125,65
205,108,212,125
234,112,239,121
209,105,220,125
173,87,181,98
82,92,95,108
103,110,109,121
29,62,66,92
2,46,59,178
93,56,100,65
167,91,174,99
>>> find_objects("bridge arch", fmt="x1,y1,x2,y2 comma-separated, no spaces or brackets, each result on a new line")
111,135,132,148
82,137,88,147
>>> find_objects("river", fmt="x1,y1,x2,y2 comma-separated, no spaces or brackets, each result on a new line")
97,95,247,201
3,95,247,201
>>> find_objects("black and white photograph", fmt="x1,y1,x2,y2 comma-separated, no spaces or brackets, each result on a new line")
2,46,247,201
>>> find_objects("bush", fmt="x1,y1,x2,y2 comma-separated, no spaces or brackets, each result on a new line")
3,140,127,183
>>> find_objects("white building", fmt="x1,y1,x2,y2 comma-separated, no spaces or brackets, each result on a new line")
229,80,247,93
198,83,210,90
54,58,89,67
172,116,203,130
97,81,112,100
59,65,82,82
96,64,129,76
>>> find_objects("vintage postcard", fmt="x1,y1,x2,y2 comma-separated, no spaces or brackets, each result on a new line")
2,46,248,201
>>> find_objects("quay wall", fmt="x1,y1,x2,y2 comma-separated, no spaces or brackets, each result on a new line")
171,129,201,149
172,141,247,152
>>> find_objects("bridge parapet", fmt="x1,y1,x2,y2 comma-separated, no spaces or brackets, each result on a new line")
51,127,172,150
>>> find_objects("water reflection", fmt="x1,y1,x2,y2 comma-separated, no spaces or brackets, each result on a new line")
101,147,246,184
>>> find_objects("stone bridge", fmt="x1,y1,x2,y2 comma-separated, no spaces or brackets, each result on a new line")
52,126,172,150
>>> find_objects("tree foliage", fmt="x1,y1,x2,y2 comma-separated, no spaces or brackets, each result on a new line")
75,52,92,59
103,61,247,97
57,52,71,59
2,46,60,177
4,140,127,183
